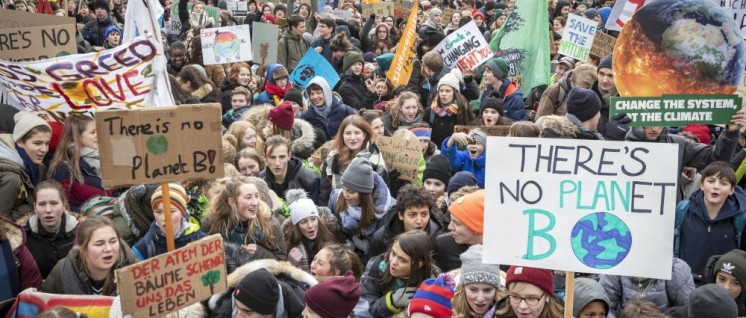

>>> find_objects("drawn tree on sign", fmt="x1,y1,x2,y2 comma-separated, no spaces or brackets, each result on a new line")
201,270,221,294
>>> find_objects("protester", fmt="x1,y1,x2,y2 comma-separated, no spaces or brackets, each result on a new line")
434,189,484,272
382,91,425,133
303,271,361,318
259,135,320,204
0,216,42,302
283,190,338,272
309,243,364,280
256,64,292,106
452,245,503,318
425,67,477,147
573,277,611,318
220,62,253,113
278,15,310,71
338,51,379,110
495,266,563,318
710,249,746,316
81,0,114,47
301,76,357,140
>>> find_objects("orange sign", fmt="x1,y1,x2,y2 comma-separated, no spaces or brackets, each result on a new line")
386,3,418,86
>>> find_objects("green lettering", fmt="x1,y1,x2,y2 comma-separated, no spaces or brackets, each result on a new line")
559,180,576,209
523,209,556,260
592,181,611,211
611,181,631,212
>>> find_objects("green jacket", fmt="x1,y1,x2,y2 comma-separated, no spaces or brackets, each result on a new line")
277,30,310,71
0,134,42,221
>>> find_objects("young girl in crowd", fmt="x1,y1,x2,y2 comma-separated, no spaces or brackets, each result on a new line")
256,64,292,106
475,95,512,127
309,243,364,280
338,52,379,110
452,245,504,318
48,114,115,211
442,129,488,187
361,110,386,140
176,64,222,104
425,68,475,147
226,120,260,151
495,266,563,318
236,147,264,177
444,12,461,34
220,61,253,113
42,216,137,295
24,181,79,279
382,91,424,133
132,184,206,260
283,190,337,272
205,177,287,261
359,230,436,317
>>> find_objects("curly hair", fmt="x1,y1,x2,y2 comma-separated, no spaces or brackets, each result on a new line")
389,91,423,130
395,184,434,215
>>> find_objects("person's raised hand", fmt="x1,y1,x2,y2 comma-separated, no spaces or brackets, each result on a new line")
728,109,746,132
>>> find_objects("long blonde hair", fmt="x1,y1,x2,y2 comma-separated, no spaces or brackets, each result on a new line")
452,284,506,318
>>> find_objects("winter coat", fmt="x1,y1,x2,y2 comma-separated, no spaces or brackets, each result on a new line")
0,134,39,221
206,65,227,94
358,254,435,318
24,213,79,279
321,142,389,204
626,127,740,200
109,184,159,246
0,217,42,301
256,64,288,106
222,105,252,127
81,16,114,47
290,119,318,160
185,258,317,318
300,77,357,140
311,36,333,64
566,113,604,140
280,204,344,272
600,258,694,318
337,73,378,110
482,80,525,121
132,218,207,260
535,71,572,121
425,106,460,150
573,277,611,318
225,217,288,261
42,240,137,296
259,157,320,204
278,30,310,71
678,188,746,277
50,159,115,211
381,110,424,135
432,233,469,272
424,67,480,108
368,206,444,258
219,79,244,114
191,84,220,104
441,136,486,188
591,80,618,138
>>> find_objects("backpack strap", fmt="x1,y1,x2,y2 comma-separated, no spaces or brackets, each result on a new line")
734,212,746,249
673,200,691,258
555,85,566,109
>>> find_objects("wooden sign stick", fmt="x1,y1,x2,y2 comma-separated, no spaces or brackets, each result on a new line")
564,271,575,317
161,183,176,252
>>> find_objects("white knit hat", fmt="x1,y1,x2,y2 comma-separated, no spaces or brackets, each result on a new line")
13,112,50,142
290,198,319,225
437,68,463,92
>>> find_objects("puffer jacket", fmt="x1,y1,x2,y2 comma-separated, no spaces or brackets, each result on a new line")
300,77,356,140
259,157,320,204
337,73,378,110
0,134,37,221
600,257,694,318
441,136,486,188
132,217,207,260
481,80,525,121
226,216,288,261
368,206,444,258
277,30,310,71
184,258,317,318
24,213,79,279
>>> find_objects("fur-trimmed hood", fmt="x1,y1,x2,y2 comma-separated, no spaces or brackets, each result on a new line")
0,216,25,250
290,118,316,156
27,212,79,234
537,115,579,138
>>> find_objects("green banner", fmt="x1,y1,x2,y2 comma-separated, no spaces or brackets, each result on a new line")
610,94,742,127
170,2,221,35
488,0,550,92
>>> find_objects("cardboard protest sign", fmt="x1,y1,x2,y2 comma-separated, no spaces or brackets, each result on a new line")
590,31,616,59
227,0,248,17
0,24,76,62
170,1,220,35
0,36,161,121
454,125,510,136
559,14,597,61
376,130,422,181
200,25,252,65
363,3,393,17
393,0,414,24
289,48,340,89
387,2,418,86
116,235,227,318
95,104,225,188
610,95,742,126
708,0,746,41
0,9,74,28
332,9,352,20
433,21,493,72
604,0,652,32
484,138,679,279
252,22,279,69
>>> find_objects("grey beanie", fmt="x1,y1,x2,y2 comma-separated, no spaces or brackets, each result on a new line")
468,130,487,147
341,158,375,194
459,244,501,288
689,284,738,318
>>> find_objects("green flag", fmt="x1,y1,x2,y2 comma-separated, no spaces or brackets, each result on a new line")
489,0,551,92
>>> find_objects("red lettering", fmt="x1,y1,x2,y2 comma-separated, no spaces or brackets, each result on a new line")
82,79,113,107
123,69,151,96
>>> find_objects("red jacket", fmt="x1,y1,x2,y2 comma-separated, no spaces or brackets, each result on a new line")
1,217,42,293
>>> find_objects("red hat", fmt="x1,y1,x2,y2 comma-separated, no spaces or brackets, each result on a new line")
472,10,486,20
47,121,65,153
505,266,554,296
408,275,455,318
262,13,276,24
304,271,360,318
268,101,295,130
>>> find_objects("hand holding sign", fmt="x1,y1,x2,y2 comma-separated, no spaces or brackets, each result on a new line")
728,109,746,132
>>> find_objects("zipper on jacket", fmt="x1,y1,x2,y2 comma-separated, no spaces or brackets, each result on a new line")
708,225,711,233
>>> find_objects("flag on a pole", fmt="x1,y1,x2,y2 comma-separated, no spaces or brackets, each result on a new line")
386,2,418,87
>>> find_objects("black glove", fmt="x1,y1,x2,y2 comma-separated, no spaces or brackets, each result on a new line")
605,112,632,141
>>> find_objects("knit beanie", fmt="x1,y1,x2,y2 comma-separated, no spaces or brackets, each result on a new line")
472,10,486,20
364,52,377,63
268,101,295,130
484,1,496,12
423,155,452,186
150,183,190,217
341,158,375,193
447,171,477,195
448,190,484,234
283,87,304,106
408,275,455,318
13,112,51,142
263,13,276,24
598,53,613,71
289,198,319,225
505,266,554,297
234,268,280,315
714,249,746,289
459,244,501,288
482,96,504,114
689,284,738,318
410,127,432,141
93,0,110,13
468,130,487,147
272,65,289,80
485,58,510,81
429,8,443,21
566,87,602,123
343,51,364,73
584,8,598,20
104,25,122,41
304,271,360,318
438,68,462,92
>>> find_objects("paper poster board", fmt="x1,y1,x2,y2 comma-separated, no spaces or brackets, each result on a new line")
170,1,220,35
0,37,161,121
387,3,418,86
376,129,421,181
289,48,340,89
559,14,597,61
95,104,225,188
484,138,679,279
609,94,742,127
116,235,227,318
227,0,248,17
590,31,616,59
0,24,77,62
454,125,510,136
332,9,352,19
363,3,393,17
433,21,493,71
200,25,252,65
0,9,75,29
252,22,279,69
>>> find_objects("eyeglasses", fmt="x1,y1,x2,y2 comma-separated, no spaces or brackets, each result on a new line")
508,295,543,306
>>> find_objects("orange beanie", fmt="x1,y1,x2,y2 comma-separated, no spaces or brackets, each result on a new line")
448,190,485,234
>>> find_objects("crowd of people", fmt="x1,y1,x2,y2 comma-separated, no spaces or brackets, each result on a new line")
2,0,746,317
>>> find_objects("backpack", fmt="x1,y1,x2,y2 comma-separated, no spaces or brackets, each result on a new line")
673,200,746,257
524,84,547,112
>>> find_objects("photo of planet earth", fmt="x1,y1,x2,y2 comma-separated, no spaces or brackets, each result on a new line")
571,212,632,269
613,0,745,97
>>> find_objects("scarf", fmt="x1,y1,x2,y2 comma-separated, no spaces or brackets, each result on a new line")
469,304,497,318
15,145,40,186
312,104,331,119
264,81,291,105
81,147,100,176
600,86,618,108
398,112,423,129
430,98,458,118
189,12,209,27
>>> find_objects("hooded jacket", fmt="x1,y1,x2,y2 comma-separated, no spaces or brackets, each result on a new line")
259,156,320,204
368,206,444,258
81,15,114,47
0,217,42,300
482,79,525,121
329,172,395,239
300,77,356,140
24,213,79,279
441,136,487,188
566,113,604,140
0,134,37,221
278,29,310,71
337,71,378,110
290,118,318,160
256,64,289,105
573,277,611,317
132,217,207,260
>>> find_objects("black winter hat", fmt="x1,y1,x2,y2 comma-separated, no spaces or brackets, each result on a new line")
484,1,496,11
447,171,477,195
598,53,613,71
423,155,452,186
234,268,280,315
482,95,504,115
93,0,110,12
283,87,304,106
566,87,601,122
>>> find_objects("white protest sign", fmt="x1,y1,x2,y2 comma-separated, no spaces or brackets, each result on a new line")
432,21,493,71
227,1,248,17
559,14,597,61
200,25,252,65
604,0,655,32
484,138,679,279
708,0,746,41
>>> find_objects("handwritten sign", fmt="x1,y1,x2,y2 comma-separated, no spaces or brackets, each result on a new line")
95,104,225,188
252,22,279,68
433,21,493,72
116,235,227,318
454,125,510,136
200,25,252,65
610,94,742,127
170,1,220,35
590,31,616,59
708,0,746,41
393,0,413,20
484,138,678,279
332,9,352,19
289,48,340,89
376,130,421,181
559,14,597,61
0,37,160,121
363,3,393,17
387,2,418,86
0,9,74,28
0,24,76,62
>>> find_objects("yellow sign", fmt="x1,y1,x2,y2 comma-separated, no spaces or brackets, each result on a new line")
386,3,418,86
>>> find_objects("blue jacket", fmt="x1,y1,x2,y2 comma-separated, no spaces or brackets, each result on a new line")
0,239,18,302
132,218,207,260
482,80,525,121
679,187,746,276
300,77,356,140
441,137,486,188
311,36,333,64
255,64,285,105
